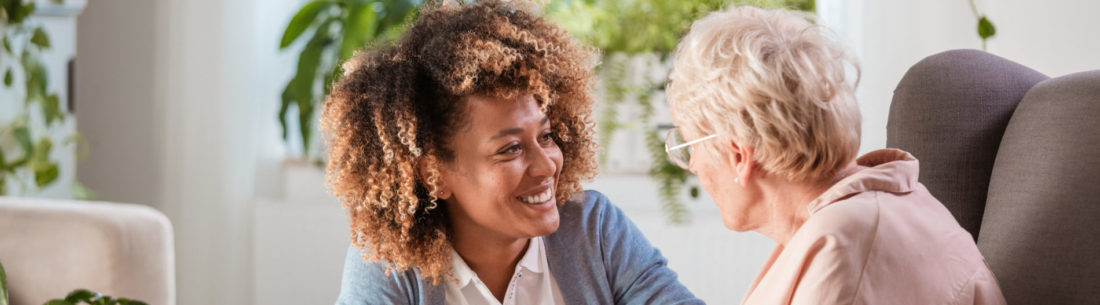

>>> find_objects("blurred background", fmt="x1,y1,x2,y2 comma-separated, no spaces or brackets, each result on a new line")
2,0,1099,304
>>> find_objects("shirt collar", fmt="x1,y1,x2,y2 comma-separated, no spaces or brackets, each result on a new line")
448,237,548,287
449,247,477,288
519,236,546,274
806,149,920,214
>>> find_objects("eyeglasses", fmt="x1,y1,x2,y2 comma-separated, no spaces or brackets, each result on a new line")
664,127,717,170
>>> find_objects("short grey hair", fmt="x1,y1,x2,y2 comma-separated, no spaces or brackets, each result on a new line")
667,6,862,182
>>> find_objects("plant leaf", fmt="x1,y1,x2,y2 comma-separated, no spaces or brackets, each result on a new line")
278,11,329,143
287,18,334,155
646,127,689,224
0,1,11,24
279,0,334,49
1,260,9,305
977,16,996,39
34,162,59,187
21,52,49,103
13,125,33,157
2,36,10,54
31,138,52,165
42,300,74,305
278,88,292,141
13,1,35,24
44,94,64,125
298,96,314,157
31,138,58,187
31,27,51,50
323,64,340,97
34,63,48,100
339,1,377,61
64,289,96,303
377,2,418,42
0,148,7,195
116,298,149,305
3,69,11,87
382,0,415,28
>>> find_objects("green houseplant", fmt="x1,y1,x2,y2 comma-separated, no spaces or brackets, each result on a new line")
0,261,147,305
278,0,423,158
40,290,147,305
0,0,86,197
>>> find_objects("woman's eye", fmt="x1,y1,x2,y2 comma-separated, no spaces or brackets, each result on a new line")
499,144,521,155
540,132,556,144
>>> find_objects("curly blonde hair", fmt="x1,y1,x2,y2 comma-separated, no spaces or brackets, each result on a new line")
667,6,861,183
320,0,599,283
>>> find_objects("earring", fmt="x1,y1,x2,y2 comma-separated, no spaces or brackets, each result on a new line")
734,177,740,184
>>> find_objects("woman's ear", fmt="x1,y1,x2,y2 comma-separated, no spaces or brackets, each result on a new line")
724,139,755,187
417,158,452,200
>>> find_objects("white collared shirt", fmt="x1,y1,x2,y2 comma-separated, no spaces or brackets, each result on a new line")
444,237,565,305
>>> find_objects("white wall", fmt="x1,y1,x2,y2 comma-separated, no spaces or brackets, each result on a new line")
76,0,295,304
851,0,1100,154
76,0,161,209
985,0,1100,77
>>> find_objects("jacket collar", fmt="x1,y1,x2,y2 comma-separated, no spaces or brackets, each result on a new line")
806,149,920,214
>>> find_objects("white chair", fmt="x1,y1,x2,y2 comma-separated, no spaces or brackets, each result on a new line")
0,198,175,305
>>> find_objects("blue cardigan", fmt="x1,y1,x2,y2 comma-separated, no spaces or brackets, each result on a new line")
336,190,704,304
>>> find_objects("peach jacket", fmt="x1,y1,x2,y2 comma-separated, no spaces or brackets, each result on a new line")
741,149,1006,305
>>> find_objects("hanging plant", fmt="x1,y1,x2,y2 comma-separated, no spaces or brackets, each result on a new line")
0,0,85,197
968,0,996,50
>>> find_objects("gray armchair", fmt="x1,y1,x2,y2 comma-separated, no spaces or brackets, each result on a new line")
888,49,1100,304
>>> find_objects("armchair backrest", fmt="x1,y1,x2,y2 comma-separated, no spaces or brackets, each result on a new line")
0,198,175,305
980,70,1100,303
887,49,1047,240
888,49,1100,304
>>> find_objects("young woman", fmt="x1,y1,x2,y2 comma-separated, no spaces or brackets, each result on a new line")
325,1,702,304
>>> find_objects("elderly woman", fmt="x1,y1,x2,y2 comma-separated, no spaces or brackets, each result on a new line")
324,1,701,304
665,6,1006,305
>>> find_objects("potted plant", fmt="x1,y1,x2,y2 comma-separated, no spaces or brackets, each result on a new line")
0,261,146,305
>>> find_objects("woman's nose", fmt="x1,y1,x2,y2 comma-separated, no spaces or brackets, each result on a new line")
528,145,557,178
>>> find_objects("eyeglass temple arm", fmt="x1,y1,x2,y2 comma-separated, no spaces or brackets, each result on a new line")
667,134,718,151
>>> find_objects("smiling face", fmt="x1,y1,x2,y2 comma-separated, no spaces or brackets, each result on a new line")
437,94,563,242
